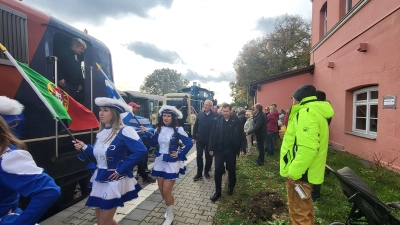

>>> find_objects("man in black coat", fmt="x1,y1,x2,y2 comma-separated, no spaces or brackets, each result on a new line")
208,103,242,202
247,103,267,166
57,38,86,104
192,100,218,181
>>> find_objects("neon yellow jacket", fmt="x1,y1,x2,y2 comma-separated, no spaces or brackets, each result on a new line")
280,96,334,184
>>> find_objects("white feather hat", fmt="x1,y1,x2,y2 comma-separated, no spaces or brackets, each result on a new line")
95,97,132,113
0,96,24,115
159,105,183,119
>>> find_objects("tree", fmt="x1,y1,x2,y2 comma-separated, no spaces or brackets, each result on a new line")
140,68,189,95
232,14,311,105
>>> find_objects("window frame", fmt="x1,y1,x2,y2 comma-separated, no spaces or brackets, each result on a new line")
352,86,378,136
346,0,353,13
0,4,29,65
323,6,328,35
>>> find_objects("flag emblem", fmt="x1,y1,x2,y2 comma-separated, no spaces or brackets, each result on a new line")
47,82,70,111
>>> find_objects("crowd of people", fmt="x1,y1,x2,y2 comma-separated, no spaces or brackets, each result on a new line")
191,84,334,225
0,83,333,225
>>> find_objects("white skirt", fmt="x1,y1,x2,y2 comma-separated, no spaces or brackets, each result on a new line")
151,155,186,180
85,175,141,210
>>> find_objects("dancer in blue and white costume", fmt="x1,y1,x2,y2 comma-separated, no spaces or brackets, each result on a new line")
141,105,193,225
0,96,60,225
73,97,147,225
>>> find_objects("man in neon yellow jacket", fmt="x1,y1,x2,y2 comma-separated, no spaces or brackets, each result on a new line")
280,84,334,225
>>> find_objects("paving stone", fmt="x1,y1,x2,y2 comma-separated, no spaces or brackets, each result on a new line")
199,219,213,225
186,217,200,224
173,210,184,217
136,200,160,211
80,213,96,221
179,207,192,213
146,193,163,202
68,218,85,225
174,215,187,223
125,208,151,221
175,222,187,225
195,214,208,221
119,218,140,225
191,208,203,215
182,211,195,219
139,221,155,225
148,216,164,224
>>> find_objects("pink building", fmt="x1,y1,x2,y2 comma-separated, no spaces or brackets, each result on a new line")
251,0,400,169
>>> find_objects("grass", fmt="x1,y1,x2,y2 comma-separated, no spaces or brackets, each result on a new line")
213,141,400,225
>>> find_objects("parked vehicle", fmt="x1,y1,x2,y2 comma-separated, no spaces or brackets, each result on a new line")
122,91,163,122
158,82,215,136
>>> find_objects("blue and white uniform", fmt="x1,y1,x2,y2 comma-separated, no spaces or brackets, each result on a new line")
150,127,193,180
0,145,60,225
78,126,146,210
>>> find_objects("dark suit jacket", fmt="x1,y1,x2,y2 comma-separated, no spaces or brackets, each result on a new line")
192,111,218,142
208,115,241,155
247,111,266,139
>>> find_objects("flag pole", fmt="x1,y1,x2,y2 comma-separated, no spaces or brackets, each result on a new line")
95,63,154,141
0,43,93,163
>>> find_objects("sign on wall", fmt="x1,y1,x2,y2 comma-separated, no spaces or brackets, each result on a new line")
383,95,396,109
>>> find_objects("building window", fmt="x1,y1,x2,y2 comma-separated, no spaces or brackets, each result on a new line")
353,86,378,136
0,4,28,64
346,0,352,13
319,2,328,39
323,6,328,35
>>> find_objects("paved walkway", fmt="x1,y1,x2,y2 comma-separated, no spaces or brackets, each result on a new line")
41,148,225,225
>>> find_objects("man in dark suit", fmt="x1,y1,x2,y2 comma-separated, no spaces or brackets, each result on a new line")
208,103,242,202
192,100,218,181
247,103,267,166
57,38,86,104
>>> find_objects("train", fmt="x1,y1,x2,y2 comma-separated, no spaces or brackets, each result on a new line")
0,0,114,219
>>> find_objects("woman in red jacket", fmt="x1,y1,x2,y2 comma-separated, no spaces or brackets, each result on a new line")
266,104,279,156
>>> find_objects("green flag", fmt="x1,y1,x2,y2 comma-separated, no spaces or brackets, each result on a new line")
17,61,72,124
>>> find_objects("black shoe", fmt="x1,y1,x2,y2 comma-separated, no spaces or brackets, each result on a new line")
227,188,234,196
193,174,202,181
143,176,156,183
254,162,264,166
210,193,221,202
204,173,210,179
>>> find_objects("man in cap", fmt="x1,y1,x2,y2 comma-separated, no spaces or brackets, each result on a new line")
128,102,141,114
279,84,334,224
127,102,156,183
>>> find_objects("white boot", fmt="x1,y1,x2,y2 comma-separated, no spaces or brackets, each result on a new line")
163,205,174,225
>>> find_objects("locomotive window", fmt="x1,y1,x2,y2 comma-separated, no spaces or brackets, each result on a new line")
0,4,28,65
150,101,154,112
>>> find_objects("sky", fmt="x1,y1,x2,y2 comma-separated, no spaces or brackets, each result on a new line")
23,0,312,103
